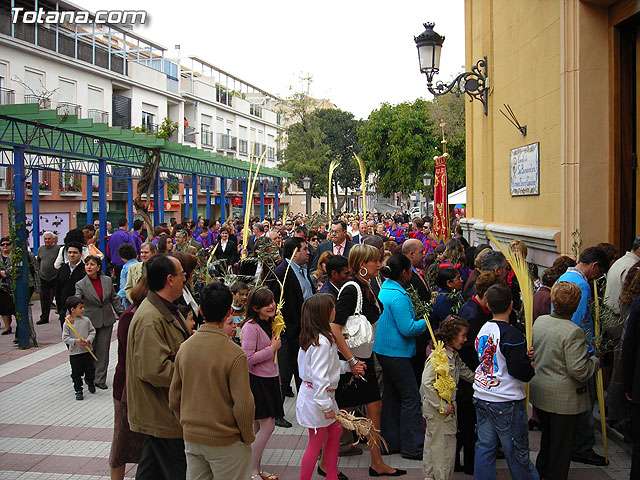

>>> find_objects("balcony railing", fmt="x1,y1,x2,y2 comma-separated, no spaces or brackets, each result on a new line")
57,102,82,117
201,128,213,147
267,147,275,160
184,126,197,142
24,94,51,109
217,134,237,151
250,104,263,118
142,122,158,134
249,142,267,157
87,109,109,124
0,88,15,105
239,139,248,155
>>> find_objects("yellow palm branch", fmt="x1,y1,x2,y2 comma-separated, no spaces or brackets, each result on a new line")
328,159,339,219
353,153,367,218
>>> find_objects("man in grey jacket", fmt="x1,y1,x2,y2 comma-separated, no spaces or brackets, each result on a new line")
36,231,61,325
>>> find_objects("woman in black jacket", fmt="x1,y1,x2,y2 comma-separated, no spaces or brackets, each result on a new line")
213,227,238,267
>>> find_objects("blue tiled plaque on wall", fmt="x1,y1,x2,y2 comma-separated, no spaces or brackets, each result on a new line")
510,142,540,196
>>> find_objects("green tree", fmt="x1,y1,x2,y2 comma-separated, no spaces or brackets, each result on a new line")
311,108,362,211
277,78,330,197
358,95,466,198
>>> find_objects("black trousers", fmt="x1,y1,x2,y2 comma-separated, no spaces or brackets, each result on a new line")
278,333,301,404
455,400,476,474
39,278,56,322
535,407,581,480
70,352,95,392
632,403,640,480
135,435,186,480
113,264,123,291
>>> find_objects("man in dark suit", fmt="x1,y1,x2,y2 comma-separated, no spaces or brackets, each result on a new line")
54,242,86,329
246,222,265,254
351,221,369,245
266,237,315,428
402,238,431,385
318,255,350,298
309,220,354,272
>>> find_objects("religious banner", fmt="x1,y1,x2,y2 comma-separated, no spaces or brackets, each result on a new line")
432,152,449,242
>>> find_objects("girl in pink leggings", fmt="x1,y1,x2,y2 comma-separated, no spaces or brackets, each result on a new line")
296,294,365,480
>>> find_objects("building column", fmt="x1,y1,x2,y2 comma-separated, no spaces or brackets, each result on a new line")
260,181,265,221
86,174,93,225
275,179,280,220
220,177,226,224
98,158,107,270
14,147,31,349
242,180,248,219
191,174,198,222
185,183,190,219
127,177,134,228
206,183,211,220
31,168,39,251
153,170,162,227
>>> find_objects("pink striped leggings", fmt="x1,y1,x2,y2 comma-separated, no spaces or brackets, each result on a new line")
299,420,342,480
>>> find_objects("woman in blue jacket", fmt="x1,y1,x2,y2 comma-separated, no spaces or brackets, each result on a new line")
373,253,428,460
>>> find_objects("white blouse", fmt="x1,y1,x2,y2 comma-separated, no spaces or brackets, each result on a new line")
296,335,349,429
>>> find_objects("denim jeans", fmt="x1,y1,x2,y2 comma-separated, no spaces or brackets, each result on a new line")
473,397,539,480
377,354,424,457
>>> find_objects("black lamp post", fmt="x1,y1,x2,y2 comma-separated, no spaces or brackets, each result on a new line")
302,175,311,216
414,22,489,115
423,172,432,217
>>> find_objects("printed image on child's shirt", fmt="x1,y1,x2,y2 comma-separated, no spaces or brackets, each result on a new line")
475,334,500,389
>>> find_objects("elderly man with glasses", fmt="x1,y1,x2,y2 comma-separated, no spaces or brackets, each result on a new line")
36,231,61,325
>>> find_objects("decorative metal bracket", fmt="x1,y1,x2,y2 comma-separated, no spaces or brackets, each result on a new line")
427,56,489,116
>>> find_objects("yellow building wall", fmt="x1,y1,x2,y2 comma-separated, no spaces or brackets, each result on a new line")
465,0,611,255
466,0,561,229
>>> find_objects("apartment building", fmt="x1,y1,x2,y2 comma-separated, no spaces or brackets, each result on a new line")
0,0,285,242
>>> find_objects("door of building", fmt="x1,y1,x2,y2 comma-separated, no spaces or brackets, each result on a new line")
614,14,640,252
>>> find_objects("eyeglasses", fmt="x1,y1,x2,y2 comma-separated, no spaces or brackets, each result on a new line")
275,223,282,226
0,243,10,247
310,238,318,242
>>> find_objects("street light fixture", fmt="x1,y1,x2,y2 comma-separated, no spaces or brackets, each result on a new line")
302,175,311,216
414,22,490,115
423,172,432,217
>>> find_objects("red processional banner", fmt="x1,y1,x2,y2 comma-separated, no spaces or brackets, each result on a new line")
432,153,450,242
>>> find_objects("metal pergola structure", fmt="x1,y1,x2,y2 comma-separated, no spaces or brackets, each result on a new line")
0,103,290,348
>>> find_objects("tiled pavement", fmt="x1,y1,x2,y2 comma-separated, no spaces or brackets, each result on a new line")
0,304,632,479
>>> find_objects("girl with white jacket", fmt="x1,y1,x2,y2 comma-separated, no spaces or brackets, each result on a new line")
296,294,364,480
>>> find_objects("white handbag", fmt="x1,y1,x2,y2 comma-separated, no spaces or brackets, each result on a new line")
338,281,374,358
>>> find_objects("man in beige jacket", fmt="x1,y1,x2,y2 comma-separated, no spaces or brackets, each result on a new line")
124,241,157,303
169,283,255,480
127,254,189,480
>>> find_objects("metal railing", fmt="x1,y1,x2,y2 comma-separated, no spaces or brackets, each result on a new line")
250,104,263,118
24,94,51,109
268,147,275,160
201,128,214,147
184,126,197,142
87,109,109,124
57,102,82,117
239,139,248,155
0,87,15,105
217,134,237,151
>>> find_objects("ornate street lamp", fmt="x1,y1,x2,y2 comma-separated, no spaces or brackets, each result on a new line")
302,175,311,216
414,22,490,115
423,172,432,217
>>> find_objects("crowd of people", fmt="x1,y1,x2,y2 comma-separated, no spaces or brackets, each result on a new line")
1,209,639,480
